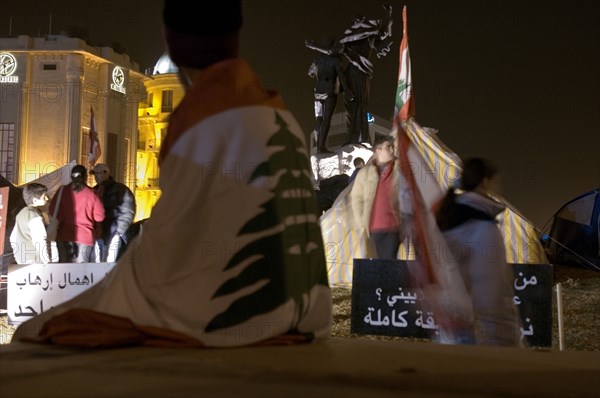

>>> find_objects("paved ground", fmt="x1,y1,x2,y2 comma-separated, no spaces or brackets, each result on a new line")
1,338,599,397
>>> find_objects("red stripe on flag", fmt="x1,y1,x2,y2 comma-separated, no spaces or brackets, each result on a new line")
395,6,415,123
397,126,437,284
393,7,433,283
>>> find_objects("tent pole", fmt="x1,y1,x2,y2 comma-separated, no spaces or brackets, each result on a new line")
556,283,564,351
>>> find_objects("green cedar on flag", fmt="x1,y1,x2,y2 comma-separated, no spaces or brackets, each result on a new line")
394,5,415,124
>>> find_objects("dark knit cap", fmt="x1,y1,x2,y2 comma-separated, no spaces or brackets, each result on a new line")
71,165,87,179
163,0,243,69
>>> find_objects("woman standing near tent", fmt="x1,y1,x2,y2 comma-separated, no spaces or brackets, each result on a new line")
436,158,521,346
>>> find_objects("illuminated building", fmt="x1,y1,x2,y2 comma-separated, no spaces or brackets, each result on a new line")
135,54,184,220
0,34,144,199
0,35,188,221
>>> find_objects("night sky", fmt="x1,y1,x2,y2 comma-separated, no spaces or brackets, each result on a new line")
3,0,599,229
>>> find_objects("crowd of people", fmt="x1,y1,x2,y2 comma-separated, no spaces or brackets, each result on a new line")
10,163,135,265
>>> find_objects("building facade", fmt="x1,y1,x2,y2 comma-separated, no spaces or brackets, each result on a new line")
0,35,145,197
135,54,184,220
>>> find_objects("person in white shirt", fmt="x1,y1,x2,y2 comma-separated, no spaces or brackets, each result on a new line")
10,183,50,264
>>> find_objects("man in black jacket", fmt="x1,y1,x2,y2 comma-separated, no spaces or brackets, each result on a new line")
91,163,136,262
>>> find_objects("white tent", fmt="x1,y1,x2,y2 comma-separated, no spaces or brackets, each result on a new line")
26,161,77,200
320,118,548,286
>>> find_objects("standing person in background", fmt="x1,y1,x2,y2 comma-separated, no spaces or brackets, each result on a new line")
436,157,521,346
10,183,50,264
12,0,331,348
91,163,136,262
350,136,405,259
349,157,365,183
50,164,104,263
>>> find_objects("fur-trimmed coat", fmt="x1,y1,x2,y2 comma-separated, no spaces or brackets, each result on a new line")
349,160,401,234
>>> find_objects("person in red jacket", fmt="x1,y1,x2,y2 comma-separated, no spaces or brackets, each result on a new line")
49,164,104,263
350,136,406,259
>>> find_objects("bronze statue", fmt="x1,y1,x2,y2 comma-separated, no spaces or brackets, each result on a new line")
339,5,393,145
306,37,354,153
305,5,393,151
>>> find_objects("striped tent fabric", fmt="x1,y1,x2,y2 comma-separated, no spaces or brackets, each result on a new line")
497,199,548,264
320,117,548,286
403,118,548,265
320,185,372,287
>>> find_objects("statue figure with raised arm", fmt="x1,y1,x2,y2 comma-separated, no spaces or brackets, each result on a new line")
305,37,354,153
339,5,393,145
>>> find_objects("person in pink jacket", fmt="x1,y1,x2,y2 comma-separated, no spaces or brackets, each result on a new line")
50,164,104,263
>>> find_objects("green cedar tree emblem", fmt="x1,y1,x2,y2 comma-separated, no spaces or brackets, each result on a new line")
205,112,328,333
395,79,409,110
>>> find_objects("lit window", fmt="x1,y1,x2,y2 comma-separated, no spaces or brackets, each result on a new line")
161,90,173,113
0,123,16,182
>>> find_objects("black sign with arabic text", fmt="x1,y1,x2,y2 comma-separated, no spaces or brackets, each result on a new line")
512,263,553,347
351,259,431,339
350,259,553,347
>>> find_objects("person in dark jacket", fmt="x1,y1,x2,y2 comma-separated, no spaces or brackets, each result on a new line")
349,156,365,183
91,163,136,262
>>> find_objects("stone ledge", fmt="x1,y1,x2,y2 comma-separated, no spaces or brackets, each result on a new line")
1,338,598,397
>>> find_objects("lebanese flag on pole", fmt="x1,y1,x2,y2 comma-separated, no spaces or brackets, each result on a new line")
393,7,473,336
88,106,101,166
394,6,415,123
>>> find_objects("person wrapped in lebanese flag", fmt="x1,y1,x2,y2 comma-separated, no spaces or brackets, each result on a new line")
13,0,332,348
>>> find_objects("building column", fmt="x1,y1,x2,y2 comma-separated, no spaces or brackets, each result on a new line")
65,54,83,164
